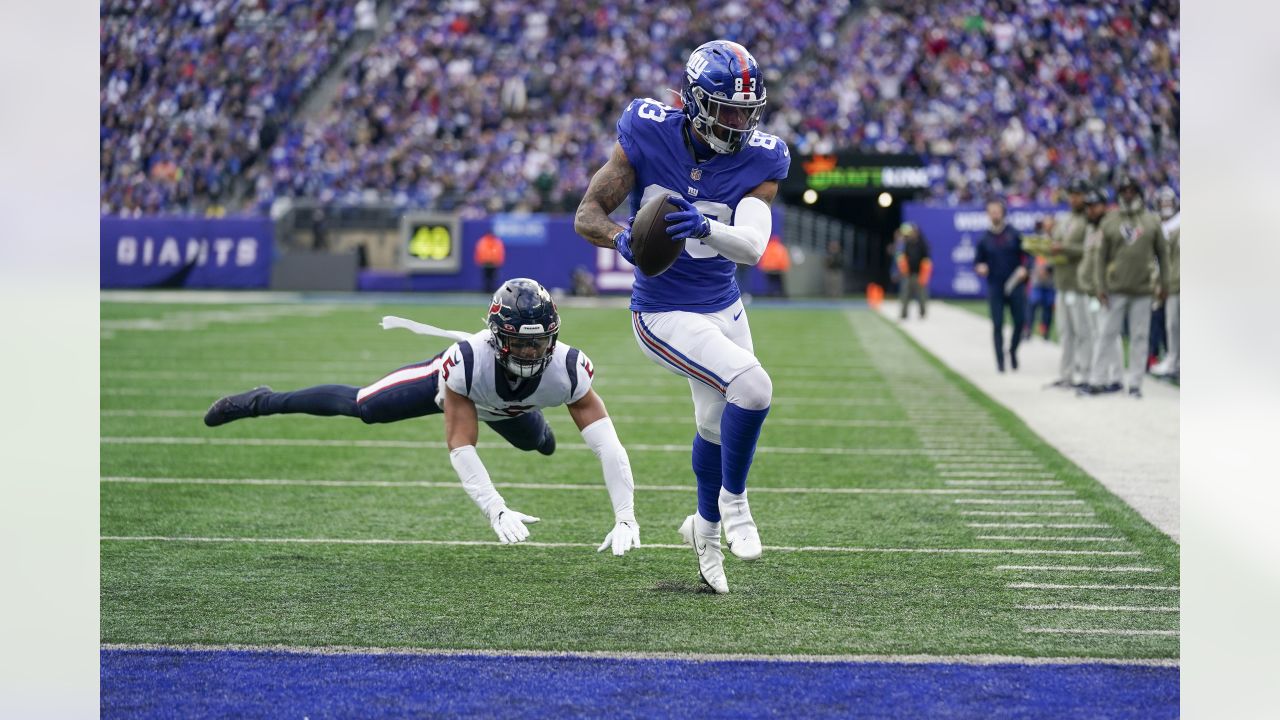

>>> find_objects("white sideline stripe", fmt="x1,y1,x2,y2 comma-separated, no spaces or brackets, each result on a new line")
98,535,1141,556
940,471,1056,479
961,512,1096,518
99,476,1073,497
1017,604,1179,613
997,565,1161,573
945,480,1061,487
99,436,1059,461
1008,583,1179,592
1024,628,1179,637
977,536,1126,543
968,523,1111,530
96,642,1179,667
955,499,1086,506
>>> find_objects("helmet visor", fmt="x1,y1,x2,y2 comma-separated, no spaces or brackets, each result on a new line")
695,90,766,152
494,329,556,377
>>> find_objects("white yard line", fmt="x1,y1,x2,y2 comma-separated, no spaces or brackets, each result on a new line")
1023,628,1179,637
96,642,1179,667
961,511,1096,518
99,436,1057,461
1008,583,1178,592
967,523,1111,529
955,499,1086,506
996,565,1162,573
1016,604,1179,613
99,535,1141,556
940,471,1057,479
976,536,1126,543
100,476,1069,497
935,464,1045,470
945,481,1061,487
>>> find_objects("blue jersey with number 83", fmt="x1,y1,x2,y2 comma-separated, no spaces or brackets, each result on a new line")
616,98,790,313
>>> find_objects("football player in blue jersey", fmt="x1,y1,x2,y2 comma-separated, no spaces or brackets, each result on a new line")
202,279,641,555
574,40,790,594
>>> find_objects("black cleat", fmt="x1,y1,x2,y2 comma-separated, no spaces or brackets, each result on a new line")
1102,382,1124,394
1076,384,1102,397
537,426,556,456
1128,387,1143,399
1045,379,1073,390
204,386,272,427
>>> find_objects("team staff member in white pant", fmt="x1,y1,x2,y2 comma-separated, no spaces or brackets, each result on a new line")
1083,175,1169,399
1076,189,1122,393
1046,177,1092,388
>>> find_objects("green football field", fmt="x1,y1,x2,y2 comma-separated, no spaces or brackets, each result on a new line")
100,297,1179,660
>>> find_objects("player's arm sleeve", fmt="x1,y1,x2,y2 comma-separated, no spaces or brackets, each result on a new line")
444,384,505,522
449,444,506,522
703,195,773,264
578,413,636,524
974,236,988,266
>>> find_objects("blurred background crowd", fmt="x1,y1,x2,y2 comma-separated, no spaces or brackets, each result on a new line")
99,0,1179,217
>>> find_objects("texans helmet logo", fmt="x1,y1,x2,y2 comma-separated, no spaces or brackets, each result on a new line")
1120,224,1143,245
489,301,502,315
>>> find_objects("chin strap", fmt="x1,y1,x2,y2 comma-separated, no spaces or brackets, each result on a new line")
380,315,475,341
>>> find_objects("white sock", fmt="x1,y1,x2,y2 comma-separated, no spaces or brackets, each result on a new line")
719,487,746,506
694,514,721,539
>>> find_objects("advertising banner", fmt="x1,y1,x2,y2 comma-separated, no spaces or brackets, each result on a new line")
101,216,274,289
902,203,1063,299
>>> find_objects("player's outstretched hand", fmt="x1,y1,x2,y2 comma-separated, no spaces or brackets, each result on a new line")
492,507,540,544
597,520,641,556
664,195,710,240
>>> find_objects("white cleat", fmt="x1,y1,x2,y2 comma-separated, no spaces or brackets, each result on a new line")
678,514,729,594
719,490,763,561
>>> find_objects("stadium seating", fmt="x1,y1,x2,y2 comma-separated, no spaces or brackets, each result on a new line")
100,0,1179,215
99,0,357,215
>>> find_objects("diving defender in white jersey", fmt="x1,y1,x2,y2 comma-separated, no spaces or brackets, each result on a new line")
575,40,790,593
203,279,640,555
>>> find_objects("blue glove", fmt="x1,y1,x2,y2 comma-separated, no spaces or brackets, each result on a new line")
664,195,711,240
614,215,636,263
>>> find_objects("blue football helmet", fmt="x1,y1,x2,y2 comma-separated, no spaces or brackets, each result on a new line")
486,278,560,378
681,40,767,154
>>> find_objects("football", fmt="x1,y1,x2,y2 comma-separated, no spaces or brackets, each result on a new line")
628,194,684,277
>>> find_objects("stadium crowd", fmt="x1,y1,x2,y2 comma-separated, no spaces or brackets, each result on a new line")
100,0,1179,216
100,0,357,216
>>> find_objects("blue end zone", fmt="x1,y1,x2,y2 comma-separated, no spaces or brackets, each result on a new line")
101,649,1178,719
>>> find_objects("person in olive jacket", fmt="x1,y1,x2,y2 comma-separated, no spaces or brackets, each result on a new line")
1083,174,1169,398
1046,177,1092,388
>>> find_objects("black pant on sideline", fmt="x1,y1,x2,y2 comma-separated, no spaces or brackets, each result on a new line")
987,286,1027,370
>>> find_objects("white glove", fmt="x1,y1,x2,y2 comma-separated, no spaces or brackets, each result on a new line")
597,520,641,556
491,507,540,544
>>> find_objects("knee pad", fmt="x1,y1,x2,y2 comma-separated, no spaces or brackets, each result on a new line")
725,365,772,411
